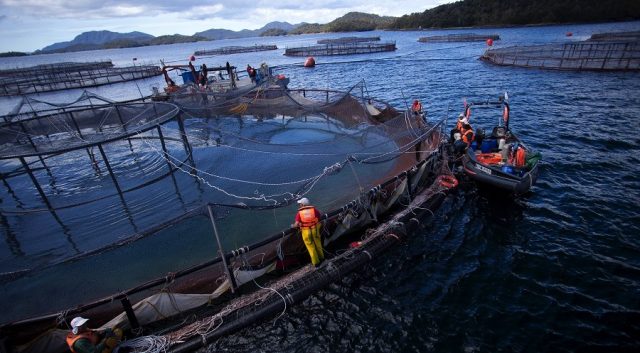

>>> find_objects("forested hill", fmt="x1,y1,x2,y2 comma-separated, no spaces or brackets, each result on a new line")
392,0,640,29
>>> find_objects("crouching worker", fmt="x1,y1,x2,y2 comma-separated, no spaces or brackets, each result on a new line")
292,198,324,267
67,316,123,353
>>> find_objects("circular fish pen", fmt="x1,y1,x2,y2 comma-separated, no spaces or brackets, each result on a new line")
193,45,278,56
0,61,162,96
317,36,381,44
0,80,448,353
480,41,640,71
284,41,397,57
418,33,500,43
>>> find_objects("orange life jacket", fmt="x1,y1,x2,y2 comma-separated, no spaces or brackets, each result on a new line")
298,206,318,228
515,146,526,167
412,102,422,112
67,331,100,353
461,128,474,146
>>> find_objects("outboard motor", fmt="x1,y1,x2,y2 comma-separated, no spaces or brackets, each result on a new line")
491,126,506,138
475,127,485,147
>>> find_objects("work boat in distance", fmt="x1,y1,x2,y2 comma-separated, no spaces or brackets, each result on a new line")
460,95,541,195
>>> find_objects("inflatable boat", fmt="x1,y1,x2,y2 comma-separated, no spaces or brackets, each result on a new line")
459,97,541,194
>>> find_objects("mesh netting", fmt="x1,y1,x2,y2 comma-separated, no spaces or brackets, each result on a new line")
0,79,449,352
0,61,161,96
481,41,640,71
284,42,397,56
0,102,179,158
418,33,499,43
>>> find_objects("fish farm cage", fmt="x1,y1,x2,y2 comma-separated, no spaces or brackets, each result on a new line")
588,30,640,42
193,45,278,56
1,91,150,123
0,60,161,96
0,78,452,353
480,41,640,71
317,36,381,44
418,33,500,43
284,41,397,57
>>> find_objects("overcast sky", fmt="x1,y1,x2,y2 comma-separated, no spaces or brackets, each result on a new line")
0,0,454,52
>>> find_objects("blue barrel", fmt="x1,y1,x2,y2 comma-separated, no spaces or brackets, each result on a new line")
481,140,497,153
501,165,514,174
181,70,200,84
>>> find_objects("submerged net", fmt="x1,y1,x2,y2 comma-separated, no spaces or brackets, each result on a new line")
0,79,449,353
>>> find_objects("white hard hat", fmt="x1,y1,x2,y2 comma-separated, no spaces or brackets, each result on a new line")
458,113,465,119
297,197,310,206
70,317,89,334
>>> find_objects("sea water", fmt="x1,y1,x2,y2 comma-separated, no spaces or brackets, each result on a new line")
1,21,639,352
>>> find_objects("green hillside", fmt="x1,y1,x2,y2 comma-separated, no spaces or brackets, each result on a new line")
392,0,640,29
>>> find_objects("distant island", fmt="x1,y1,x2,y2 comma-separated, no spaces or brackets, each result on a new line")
1,0,638,56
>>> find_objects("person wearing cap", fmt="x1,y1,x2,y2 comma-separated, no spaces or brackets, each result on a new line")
291,197,324,267
450,113,466,142
454,121,475,154
66,317,121,353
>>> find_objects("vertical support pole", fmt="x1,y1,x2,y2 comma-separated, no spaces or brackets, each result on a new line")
207,205,238,293
17,121,38,151
156,125,174,173
19,156,53,210
120,297,140,330
114,105,134,151
97,144,123,195
69,111,99,171
176,114,197,176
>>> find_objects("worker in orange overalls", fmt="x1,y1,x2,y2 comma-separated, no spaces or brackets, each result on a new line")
411,99,423,117
292,197,324,267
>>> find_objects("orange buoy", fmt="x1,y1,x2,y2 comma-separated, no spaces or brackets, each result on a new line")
566,32,573,37
438,175,459,189
304,57,316,68
486,38,494,46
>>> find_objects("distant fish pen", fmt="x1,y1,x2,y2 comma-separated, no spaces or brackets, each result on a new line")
0,60,114,78
480,41,640,71
284,41,396,56
0,79,452,353
317,36,381,44
0,61,162,96
588,30,640,42
193,45,278,56
418,33,500,43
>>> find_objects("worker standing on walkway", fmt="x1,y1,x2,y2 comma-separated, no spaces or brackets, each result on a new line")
292,198,324,267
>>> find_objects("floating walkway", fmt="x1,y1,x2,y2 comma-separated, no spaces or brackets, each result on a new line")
0,61,161,96
480,41,640,71
317,36,381,44
284,41,396,56
194,45,278,56
418,33,500,43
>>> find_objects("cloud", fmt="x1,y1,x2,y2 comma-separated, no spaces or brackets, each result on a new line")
0,0,443,21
